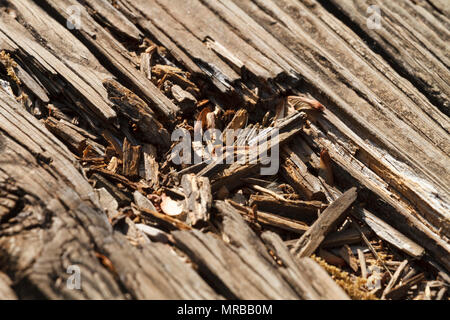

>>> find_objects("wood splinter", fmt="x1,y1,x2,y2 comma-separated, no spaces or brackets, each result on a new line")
292,187,358,258
122,138,141,178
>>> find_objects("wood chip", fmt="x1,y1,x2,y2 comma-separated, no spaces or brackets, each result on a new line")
357,248,367,279
339,244,359,272
181,174,212,227
122,137,141,178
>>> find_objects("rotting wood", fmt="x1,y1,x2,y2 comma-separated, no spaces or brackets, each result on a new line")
261,232,350,299
249,194,325,224
292,187,358,258
318,248,346,268
327,0,449,115
322,227,371,248
0,89,216,299
0,0,447,301
140,144,159,187
103,79,171,148
181,174,212,227
136,206,191,231
304,118,449,268
382,260,409,299
228,200,309,235
285,226,372,249
198,112,305,180
172,200,349,299
41,0,181,119
385,273,425,300
122,138,141,178
339,245,359,272
281,146,326,201
44,117,87,154
90,173,132,206
354,208,425,259
357,249,367,280
122,0,450,248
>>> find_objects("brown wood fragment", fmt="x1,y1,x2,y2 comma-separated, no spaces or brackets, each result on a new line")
181,174,212,227
318,248,346,267
106,156,120,173
140,51,152,80
101,130,123,159
281,146,326,201
319,149,334,186
122,138,141,178
140,144,159,187
285,226,371,249
354,208,425,258
90,173,132,206
249,184,287,201
288,95,325,112
44,117,86,154
92,167,141,188
385,273,425,300
133,191,157,212
289,138,322,170
137,206,191,231
224,109,248,131
153,65,197,90
351,219,393,277
339,245,359,272
382,260,409,299
436,287,447,300
249,194,325,224
82,0,143,41
103,79,170,148
171,84,197,112
322,226,371,248
292,187,358,258
256,212,308,234
261,232,350,299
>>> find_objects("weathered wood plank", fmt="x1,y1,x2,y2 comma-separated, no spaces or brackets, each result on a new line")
326,0,449,114
173,200,349,299
0,11,116,122
40,0,180,119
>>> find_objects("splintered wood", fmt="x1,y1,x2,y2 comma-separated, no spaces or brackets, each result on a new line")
0,0,448,301
181,174,212,227
292,188,358,258
123,138,141,178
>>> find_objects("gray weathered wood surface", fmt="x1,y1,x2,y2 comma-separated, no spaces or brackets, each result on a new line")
0,0,448,300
